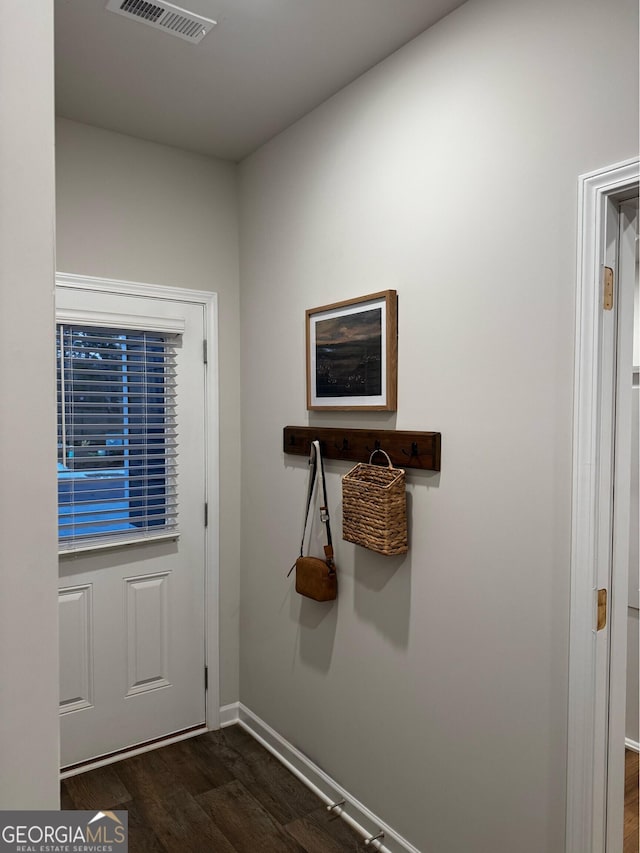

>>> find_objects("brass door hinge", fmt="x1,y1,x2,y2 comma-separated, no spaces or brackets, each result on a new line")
603,267,614,311
597,589,607,631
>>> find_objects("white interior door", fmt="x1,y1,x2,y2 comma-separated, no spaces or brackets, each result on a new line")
606,198,639,851
626,223,640,751
592,197,638,851
57,283,208,768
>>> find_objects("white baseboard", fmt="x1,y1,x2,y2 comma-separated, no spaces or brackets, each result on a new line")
626,737,640,754
219,702,240,728
226,702,420,853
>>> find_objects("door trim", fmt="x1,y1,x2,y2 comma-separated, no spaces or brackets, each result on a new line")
566,158,639,853
56,272,220,732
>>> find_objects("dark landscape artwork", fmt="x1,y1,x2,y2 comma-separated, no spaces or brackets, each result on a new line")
315,307,382,398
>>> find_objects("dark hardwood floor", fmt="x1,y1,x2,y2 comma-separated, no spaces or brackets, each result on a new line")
61,734,640,852
61,725,363,852
625,748,639,853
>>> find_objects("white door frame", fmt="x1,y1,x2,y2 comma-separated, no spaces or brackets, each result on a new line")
566,157,639,853
56,272,221,734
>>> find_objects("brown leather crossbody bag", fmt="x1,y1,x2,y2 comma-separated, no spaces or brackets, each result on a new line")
287,440,337,602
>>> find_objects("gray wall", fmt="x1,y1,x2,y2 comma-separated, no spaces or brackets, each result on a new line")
238,0,639,850
55,119,241,705
0,1,59,808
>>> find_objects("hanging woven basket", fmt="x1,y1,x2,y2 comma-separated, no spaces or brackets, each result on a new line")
342,450,408,556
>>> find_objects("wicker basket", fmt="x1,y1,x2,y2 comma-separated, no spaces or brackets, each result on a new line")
342,450,408,555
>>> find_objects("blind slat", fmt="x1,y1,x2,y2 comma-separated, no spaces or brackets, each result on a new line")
59,493,178,510
60,505,178,523
58,482,176,496
58,368,177,378
58,470,178,476
57,388,176,400
59,513,179,531
57,446,178,452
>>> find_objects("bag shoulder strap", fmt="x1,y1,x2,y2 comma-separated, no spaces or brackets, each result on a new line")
288,441,335,575
315,442,334,568
299,445,318,557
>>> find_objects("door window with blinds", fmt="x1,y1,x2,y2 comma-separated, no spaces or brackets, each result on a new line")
56,322,178,551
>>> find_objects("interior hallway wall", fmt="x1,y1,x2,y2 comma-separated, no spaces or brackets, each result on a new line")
55,118,241,704
0,1,59,808
238,0,639,850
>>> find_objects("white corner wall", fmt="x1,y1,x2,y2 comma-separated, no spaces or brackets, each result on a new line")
238,0,639,850
55,119,241,704
0,2,59,808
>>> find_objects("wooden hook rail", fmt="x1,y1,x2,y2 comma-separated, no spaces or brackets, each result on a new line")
283,426,441,471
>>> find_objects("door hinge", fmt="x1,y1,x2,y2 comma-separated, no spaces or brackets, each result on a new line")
603,267,614,311
597,588,607,631
204,666,208,691
204,502,208,527
203,339,208,364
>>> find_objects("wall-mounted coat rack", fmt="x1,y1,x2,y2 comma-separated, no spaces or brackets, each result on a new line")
283,426,441,471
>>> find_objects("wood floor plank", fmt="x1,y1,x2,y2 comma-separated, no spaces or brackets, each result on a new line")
154,737,234,796
124,802,167,853
218,743,322,824
132,788,237,853
285,807,363,852
114,749,188,805
187,730,249,771
185,731,247,781
59,783,76,811
196,779,307,853
193,727,322,824
219,724,271,762
62,764,132,810
193,727,268,771
625,749,639,794
236,754,321,825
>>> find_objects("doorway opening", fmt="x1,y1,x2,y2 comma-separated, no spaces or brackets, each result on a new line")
56,274,220,773
567,159,639,853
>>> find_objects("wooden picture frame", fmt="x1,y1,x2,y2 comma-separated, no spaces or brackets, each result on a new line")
306,290,397,411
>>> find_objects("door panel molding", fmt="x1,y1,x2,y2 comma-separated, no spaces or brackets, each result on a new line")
59,584,94,714
125,571,172,696
567,158,639,853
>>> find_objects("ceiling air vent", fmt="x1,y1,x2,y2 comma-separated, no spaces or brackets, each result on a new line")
106,0,216,44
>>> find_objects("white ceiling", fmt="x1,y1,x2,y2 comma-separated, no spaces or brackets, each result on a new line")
55,0,466,162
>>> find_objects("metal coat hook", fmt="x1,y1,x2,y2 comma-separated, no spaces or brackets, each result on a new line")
334,438,349,452
402,442,419,458
364,830,385,847
326,799,345,813
365,440,382,454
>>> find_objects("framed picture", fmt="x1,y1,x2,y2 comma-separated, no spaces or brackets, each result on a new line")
306,290,397,411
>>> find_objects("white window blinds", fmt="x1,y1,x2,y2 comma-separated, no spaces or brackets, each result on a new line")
57,323,178,552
